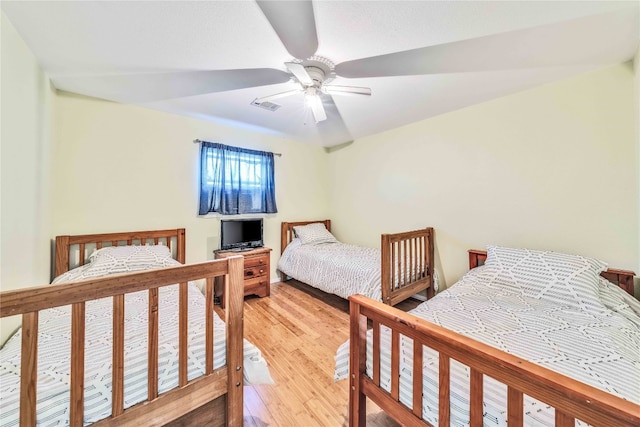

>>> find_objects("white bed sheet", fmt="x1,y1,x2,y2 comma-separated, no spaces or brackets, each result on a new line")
335,267,640,426
277,238,383,301
0,259,271,426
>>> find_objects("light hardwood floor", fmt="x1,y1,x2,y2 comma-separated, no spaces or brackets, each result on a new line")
217,280,420,427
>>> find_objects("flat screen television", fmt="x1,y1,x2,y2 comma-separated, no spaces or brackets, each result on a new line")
220,218,263,251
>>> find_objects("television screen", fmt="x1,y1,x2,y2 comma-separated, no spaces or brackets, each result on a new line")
220,219,263,250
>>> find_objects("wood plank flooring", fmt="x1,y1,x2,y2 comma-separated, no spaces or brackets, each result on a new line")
218,280,420,427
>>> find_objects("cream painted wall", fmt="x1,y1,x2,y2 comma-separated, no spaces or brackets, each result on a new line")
327,64,637,291
0,12,54,342
52,92,330,281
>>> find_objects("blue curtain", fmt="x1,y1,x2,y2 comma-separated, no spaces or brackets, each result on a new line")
199,142,278,215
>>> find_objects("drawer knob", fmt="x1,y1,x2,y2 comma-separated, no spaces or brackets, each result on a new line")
259,260,265,264
259,269,264,274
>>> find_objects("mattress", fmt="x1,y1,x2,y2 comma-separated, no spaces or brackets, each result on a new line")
0,258,271,426
335,266,640,426
277,238,384,301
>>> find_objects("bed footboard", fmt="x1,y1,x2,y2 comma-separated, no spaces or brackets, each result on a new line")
348,294,640,427
381,227,434,306
0,258,245,427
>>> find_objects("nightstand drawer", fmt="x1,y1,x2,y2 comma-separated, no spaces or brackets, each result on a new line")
245,266,267,279
244,276,269,294
245,255,268,269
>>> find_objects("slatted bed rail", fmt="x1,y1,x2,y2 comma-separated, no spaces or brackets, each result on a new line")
0,257,245,427
348,294,640,427
381,227,434,306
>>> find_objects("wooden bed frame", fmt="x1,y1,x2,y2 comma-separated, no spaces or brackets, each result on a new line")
280,220,435,306
0,228,244,427
349,250,639,427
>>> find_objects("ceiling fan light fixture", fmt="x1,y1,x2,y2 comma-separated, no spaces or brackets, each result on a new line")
304,88,326,123
265,57,367,127
304,93,321,110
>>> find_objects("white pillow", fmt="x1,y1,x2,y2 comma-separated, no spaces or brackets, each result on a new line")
293,223,338,245
484,245,607,310
51,263,94,284
89,244,171,262
52,246,179,284
84,245,176,277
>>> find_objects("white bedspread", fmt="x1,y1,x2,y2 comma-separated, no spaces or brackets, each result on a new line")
0,259,272,426
335,267,640,426
277,238,383,301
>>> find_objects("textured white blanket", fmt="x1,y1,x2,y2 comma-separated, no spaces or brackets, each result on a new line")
335,266,640,426
278,238,383,301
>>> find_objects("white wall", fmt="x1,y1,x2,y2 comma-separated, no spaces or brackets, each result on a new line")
0,12,55,342
52,92,330,280
327,64,638,291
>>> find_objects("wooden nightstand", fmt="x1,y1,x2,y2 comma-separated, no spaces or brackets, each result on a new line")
214,247,271,307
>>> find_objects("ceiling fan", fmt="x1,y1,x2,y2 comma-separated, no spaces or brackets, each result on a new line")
51,1,628,141
254,59,371,123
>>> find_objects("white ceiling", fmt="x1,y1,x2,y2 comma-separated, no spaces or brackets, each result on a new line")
2,1,639,147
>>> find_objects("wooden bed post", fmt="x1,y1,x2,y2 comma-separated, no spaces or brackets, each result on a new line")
55,235,70,276
20,312,38,427
280,222,288,255
426,228,435,300
176,229,186,264
380,234,391,305
225,256,244,427
70,303,86,427
280,223,289,282
468,249,487,270
349,297,367,427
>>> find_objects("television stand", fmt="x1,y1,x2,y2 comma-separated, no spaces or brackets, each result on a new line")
230,246,263,252
214,246,272,308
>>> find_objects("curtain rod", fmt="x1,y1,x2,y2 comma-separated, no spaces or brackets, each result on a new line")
193,139,282,157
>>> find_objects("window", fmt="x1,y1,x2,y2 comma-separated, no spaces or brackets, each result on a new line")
198,142,277,215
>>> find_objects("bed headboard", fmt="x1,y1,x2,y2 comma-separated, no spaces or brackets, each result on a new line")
54,228,186,277
281,220,331,254
468,249,636,297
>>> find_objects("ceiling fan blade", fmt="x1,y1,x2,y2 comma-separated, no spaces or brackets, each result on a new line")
285,62,314,86
316,95,352,143
254,89,302,104
322,85,371,97
335,9,636,77
256,0,318,60
307,94,327,123
51,68,291,103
